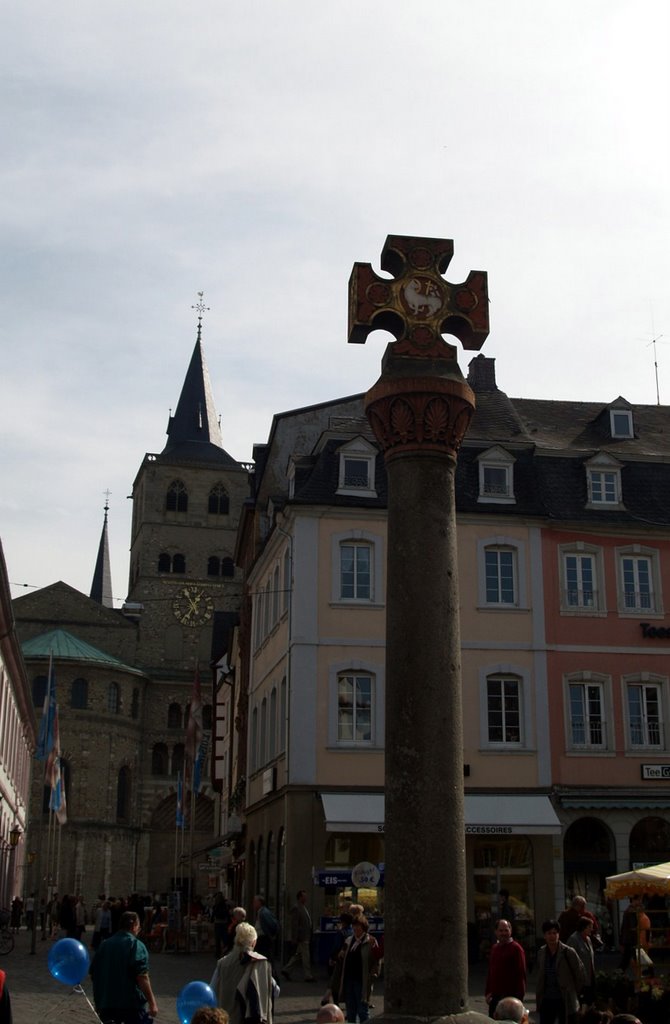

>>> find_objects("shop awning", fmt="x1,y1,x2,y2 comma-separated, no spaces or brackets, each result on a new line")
320,792,561,835
321,793,385,833
465,794,561,835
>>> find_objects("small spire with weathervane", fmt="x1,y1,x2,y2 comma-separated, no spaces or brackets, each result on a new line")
191,291,210,342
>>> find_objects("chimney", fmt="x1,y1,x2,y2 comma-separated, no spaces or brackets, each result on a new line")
467,354,497,392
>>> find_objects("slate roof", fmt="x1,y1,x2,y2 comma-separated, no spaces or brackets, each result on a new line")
162,336,240,466
262,356,670,530
22,628,145,675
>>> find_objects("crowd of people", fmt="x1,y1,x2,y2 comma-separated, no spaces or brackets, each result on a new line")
484,892,651,1024
4,886,659,1024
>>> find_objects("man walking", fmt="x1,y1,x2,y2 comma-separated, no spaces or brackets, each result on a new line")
253,895,279,964
90,910,159,1024
485,919,526,1019
281,889,314,982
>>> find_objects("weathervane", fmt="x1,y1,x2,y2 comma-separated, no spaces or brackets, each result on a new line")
191,291,210,340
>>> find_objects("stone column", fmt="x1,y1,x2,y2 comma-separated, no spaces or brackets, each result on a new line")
348,236,489,1022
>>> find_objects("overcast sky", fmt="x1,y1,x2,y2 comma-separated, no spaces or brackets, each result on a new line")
2,1,668,607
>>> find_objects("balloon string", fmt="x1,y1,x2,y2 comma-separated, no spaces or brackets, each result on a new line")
45,985,103,1023
73,983,105,1022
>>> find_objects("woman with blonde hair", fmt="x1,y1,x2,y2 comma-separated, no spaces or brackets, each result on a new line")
211,923,276,1024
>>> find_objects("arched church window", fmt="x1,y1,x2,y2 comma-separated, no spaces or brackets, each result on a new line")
207,556,221,577
222,557,235,578
152,743,169,775
32,675,48,707
168,703,182,729
166,480,188,513
208,484,229,515
117,766,131,821
71,678,89,710
158,552,171,572
172,553,186,574
108,682,120,714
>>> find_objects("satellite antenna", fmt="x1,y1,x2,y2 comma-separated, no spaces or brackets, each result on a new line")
647,334,664,406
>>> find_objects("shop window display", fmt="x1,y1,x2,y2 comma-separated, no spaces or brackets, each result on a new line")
473,837,535,964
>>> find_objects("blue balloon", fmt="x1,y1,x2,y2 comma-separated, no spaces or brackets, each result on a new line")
176,981,217,1024
48,937,90,986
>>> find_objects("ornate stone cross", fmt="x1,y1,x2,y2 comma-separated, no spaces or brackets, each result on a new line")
348,234,489,358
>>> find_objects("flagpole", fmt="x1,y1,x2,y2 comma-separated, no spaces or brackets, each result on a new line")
184,661,203,955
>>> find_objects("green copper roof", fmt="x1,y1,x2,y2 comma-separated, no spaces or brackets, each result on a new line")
21,628,144,676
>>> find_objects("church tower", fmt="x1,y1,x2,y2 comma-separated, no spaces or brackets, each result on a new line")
127,316,249,674
90,498,114,608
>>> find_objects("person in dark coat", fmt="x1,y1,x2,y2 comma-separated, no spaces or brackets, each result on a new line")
281,890,314,982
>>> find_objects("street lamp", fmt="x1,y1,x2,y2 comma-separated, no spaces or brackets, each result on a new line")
9,827,21,849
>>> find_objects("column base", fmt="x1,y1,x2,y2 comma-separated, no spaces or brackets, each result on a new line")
371,1012,491,1024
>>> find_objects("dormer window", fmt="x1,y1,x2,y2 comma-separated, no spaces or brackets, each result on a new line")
610,408,633,439
343,457,369,487
336,438,377,498
585,452,624,508
477,447,516,504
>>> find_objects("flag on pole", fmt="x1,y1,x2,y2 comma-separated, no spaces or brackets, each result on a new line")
48,705,67,826
185,665,203,769
176,771,185,828
193,732,210,794
36,654,56,760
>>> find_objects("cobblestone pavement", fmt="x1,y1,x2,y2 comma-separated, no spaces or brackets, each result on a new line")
4,928,528,1024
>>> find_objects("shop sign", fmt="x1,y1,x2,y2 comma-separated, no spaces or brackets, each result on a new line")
315,868,385,887
465,825,515,834
641,764,670,779
351,861,380,887
640,622,670,639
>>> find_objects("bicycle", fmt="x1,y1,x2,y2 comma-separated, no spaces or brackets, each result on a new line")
0,912,14,955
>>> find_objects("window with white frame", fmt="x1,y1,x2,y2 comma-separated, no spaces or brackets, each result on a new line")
485,547,516,605
559,543,605,614
477,537,527,609
336,438,377,497
328,660,384,747
610,408,633,439
272,565,280,625
564,553,595,608
566,675,609,749
486,675,522,744
585,453,623,508
626,678,666,749
337,673,373,742
279,677,287,752
340,542,372,600
283,547,290,613
617,546,661,614
479,664,532,750
331,530,383,605
260,697,267,767
477,446,516,503
250,706,259,772
269,687,277,760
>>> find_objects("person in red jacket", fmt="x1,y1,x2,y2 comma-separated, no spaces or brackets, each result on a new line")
0,969,12,1024
485,919,527,1020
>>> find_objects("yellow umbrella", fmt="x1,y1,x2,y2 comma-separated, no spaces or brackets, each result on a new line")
605,861,670,900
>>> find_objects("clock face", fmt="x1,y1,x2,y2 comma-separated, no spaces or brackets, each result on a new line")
172,586,214,627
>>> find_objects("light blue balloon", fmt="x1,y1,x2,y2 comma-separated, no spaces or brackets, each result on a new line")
176,981,217,1024
48,937,90,986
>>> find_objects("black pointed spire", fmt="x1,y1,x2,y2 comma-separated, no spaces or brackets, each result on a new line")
162,297,238,465
90,496,114,608
164,335,224,454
